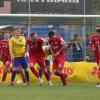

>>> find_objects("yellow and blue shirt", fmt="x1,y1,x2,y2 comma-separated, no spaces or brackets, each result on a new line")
9,36,26,58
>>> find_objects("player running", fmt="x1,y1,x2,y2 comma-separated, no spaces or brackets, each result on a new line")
26,32,53,86
48,31,68,86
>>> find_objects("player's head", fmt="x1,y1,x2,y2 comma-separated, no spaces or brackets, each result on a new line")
95,25,100,34
48,31,55,39
30,32,38,41
4,32,10,40
13,26,21,37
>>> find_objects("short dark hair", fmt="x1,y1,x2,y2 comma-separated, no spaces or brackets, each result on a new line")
30,32,37,37
48,31,55,38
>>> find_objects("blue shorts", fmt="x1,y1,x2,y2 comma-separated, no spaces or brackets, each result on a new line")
13,57,28,69
45,60,50,68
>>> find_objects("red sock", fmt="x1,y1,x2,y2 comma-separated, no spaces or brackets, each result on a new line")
2,72,7,82
30,67,39,78
44,72,50,81
60,73,67,85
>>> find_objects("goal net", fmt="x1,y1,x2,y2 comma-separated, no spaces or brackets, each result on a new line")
0,14,100,62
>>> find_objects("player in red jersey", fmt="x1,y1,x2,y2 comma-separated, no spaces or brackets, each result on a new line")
26,32,53,86
0,32,12,84
48,31,68,86
90,25,100,87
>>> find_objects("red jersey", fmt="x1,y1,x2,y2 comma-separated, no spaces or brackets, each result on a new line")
26,37,45,57
0,40,2,57
0,39,10,58
48,35,65,54
90,34,100,53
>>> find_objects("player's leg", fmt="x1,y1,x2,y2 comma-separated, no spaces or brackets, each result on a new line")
2,60,11,84
18,65,27,84
29,56,39,78
96,55,100,87
20,57,29,85
53,55,68,86
38,68,43,78
37,66,44,85
36,63,44,85
37,57,53,86
38,60,51,80
10,58,19,86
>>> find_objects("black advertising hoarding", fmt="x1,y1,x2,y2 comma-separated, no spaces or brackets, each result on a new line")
11,0,92,14
0,0,4,7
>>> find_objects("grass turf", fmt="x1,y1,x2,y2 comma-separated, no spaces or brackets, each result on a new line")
0,83,100,100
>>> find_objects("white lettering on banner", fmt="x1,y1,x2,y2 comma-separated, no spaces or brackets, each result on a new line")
17,0,80,3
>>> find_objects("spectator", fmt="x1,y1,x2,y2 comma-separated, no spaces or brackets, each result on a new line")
67,34,83,62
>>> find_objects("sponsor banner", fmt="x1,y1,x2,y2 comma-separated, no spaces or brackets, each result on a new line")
63,62,99,82
0,61,99,83
11,0,84,14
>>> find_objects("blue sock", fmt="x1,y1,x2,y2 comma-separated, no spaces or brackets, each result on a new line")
25,71,29,82
11,71,17,82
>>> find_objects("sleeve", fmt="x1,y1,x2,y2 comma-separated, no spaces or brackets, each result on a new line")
60,38,66,45
39,38,44,44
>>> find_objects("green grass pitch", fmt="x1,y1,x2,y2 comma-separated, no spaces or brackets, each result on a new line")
0,83,100,100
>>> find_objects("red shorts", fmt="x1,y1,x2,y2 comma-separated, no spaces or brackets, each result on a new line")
29,56,36,64
52,54,66,72
29,56,46,70
94,52,100,65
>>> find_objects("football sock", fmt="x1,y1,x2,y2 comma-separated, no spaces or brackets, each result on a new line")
39,69,43,78
2,72,7,82
25,71,29,83
11,70,17,82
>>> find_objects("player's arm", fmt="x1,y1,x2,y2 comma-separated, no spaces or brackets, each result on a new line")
12,36,26,46
41,38,48,46
55,38,66,56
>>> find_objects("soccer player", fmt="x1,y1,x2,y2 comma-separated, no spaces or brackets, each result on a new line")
90,25,100,87
0,32,12,84
48,31,68,86
9,27,29,86
26,32,53,86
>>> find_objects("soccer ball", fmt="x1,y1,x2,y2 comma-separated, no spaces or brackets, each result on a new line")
16,80,22,84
